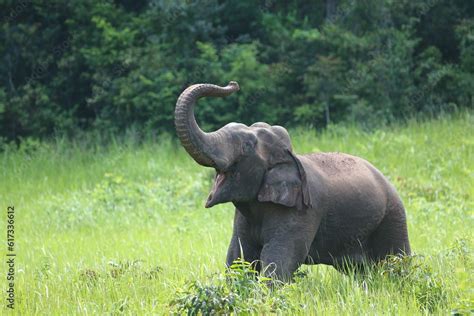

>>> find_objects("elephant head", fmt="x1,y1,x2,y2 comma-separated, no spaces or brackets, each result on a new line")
175,81,312,210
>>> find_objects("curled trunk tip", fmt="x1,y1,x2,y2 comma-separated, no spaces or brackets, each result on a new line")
174,81,240,168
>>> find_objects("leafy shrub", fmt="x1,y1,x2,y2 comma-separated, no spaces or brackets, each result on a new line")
378,255,448,312
171,259,289,315
171,281,238,315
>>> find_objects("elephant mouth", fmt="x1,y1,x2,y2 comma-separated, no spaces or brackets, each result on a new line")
205,172,227,208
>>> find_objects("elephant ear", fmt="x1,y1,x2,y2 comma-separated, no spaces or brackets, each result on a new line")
258,150,312,210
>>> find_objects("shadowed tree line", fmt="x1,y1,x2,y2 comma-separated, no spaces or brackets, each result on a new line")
1,0,473,141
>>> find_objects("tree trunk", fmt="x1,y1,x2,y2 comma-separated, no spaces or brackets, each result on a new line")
326,0,338,21
325,102,330,127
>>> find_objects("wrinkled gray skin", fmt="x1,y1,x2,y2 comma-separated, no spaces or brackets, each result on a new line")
175,81,411,281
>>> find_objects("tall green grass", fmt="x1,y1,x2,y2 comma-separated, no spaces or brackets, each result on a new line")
1,112,472,314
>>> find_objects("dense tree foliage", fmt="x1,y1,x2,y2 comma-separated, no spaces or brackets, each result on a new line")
1,0,473,140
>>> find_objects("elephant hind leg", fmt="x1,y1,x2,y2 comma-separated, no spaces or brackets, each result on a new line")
368,200,411,261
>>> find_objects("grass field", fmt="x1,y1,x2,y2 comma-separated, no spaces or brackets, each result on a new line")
1,112,473,315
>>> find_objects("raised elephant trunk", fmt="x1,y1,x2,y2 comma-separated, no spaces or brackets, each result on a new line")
174,81,240,168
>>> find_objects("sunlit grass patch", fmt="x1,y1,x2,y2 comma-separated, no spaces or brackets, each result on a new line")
1,112,472,314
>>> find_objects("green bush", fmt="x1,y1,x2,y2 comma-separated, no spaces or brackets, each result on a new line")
378,255,448,312
171,259,289,314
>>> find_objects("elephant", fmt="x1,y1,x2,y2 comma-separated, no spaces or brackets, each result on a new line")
174,81,411,281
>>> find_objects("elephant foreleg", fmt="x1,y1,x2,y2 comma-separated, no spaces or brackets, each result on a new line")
260,237,311,281
226,234,261,270
226,209,261,270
